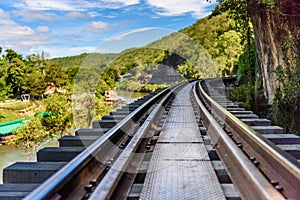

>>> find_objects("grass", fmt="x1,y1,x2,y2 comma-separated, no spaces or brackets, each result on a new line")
0,100,43,123
0,109,22,123
0,101,33,110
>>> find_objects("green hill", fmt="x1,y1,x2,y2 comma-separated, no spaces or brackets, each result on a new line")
52,6,244,91
52,53,119,68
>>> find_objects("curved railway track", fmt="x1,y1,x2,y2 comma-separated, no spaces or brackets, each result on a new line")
0,78,299,200
193,79,300,199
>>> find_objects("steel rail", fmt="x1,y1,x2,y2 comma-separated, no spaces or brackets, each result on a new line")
24,83,183,200
89,83,184,200
192,81,285,200
196,80,300,199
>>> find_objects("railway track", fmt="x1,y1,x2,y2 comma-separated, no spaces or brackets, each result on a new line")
0,78,299,199
194,78,300,199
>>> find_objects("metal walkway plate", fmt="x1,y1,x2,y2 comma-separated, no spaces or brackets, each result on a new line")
151,143,209,161
165,107,196,123
158,122,202,143
140,83,225,200
140,160,225,200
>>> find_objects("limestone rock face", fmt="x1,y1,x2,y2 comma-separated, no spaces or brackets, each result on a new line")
247,0,300,102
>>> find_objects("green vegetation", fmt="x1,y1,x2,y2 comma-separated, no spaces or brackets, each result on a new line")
6,94,74,150
0,49,115,149
179,11,243,76
7,117,49,150
0,110,22,123
98,48,170,89
138,84,166,92
217,0,300,134
0,49,51,98
52,53,118,68
94,97,114,122
273,66,300,133
0,101,32,110
42,94,74,136
94,10,244,88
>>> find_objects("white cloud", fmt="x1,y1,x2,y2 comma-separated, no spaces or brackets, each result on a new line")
31,46,99,58
0,8,52,50
65,11,87,18
0,8,10,18
63,35,82,41
146,0,216,18
18,37,52,46
16,0,77,11
12,0,140,11
85,21,111,33
110,27,156,41
13,10,55,22
0,9,16,26
0,25,35,39
0,22,53,51
36,26,51,33
69,46,97,52
101,0,140,6
88,12,102,18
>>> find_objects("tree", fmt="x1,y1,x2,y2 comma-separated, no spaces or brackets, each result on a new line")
45,63,68,87
0,49,11,99
23,70,46,97
216,30,243,75
43,94,74,136
8,117,49,151
4,49,22,63
178,61,202,79
180,10,241,77
6,58,27,96
102,66,120,87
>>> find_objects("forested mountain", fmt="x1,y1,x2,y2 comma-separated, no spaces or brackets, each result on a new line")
74,8,243,91
51,8,243,81
52,53,118,68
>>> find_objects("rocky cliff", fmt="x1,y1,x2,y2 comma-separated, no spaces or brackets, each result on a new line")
247,0,300,102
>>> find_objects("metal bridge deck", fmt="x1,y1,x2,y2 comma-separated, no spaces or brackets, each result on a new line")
140,83,225,200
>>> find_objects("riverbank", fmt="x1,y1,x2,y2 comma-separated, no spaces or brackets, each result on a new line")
0,89,147,183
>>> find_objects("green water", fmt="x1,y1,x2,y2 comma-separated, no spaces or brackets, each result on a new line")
0,139,58,183
116,89,148,104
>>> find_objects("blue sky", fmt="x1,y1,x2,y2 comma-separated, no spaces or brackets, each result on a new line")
0,0,217,58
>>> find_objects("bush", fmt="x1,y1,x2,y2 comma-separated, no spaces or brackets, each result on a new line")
42,94,74,136
272,66,300,134
137,84,166,92
6,117,49,151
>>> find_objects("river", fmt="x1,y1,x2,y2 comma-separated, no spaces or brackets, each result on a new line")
0,90,147,183
0,139,59,184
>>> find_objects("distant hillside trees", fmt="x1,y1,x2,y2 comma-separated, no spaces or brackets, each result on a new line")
0,48,73,99
180,12,243,76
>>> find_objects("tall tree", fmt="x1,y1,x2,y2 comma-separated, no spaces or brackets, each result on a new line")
23,70,46,97
45,63,68,87
0,50,10,99
216,30,243,75
6,58,27,96
4,49,22,63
